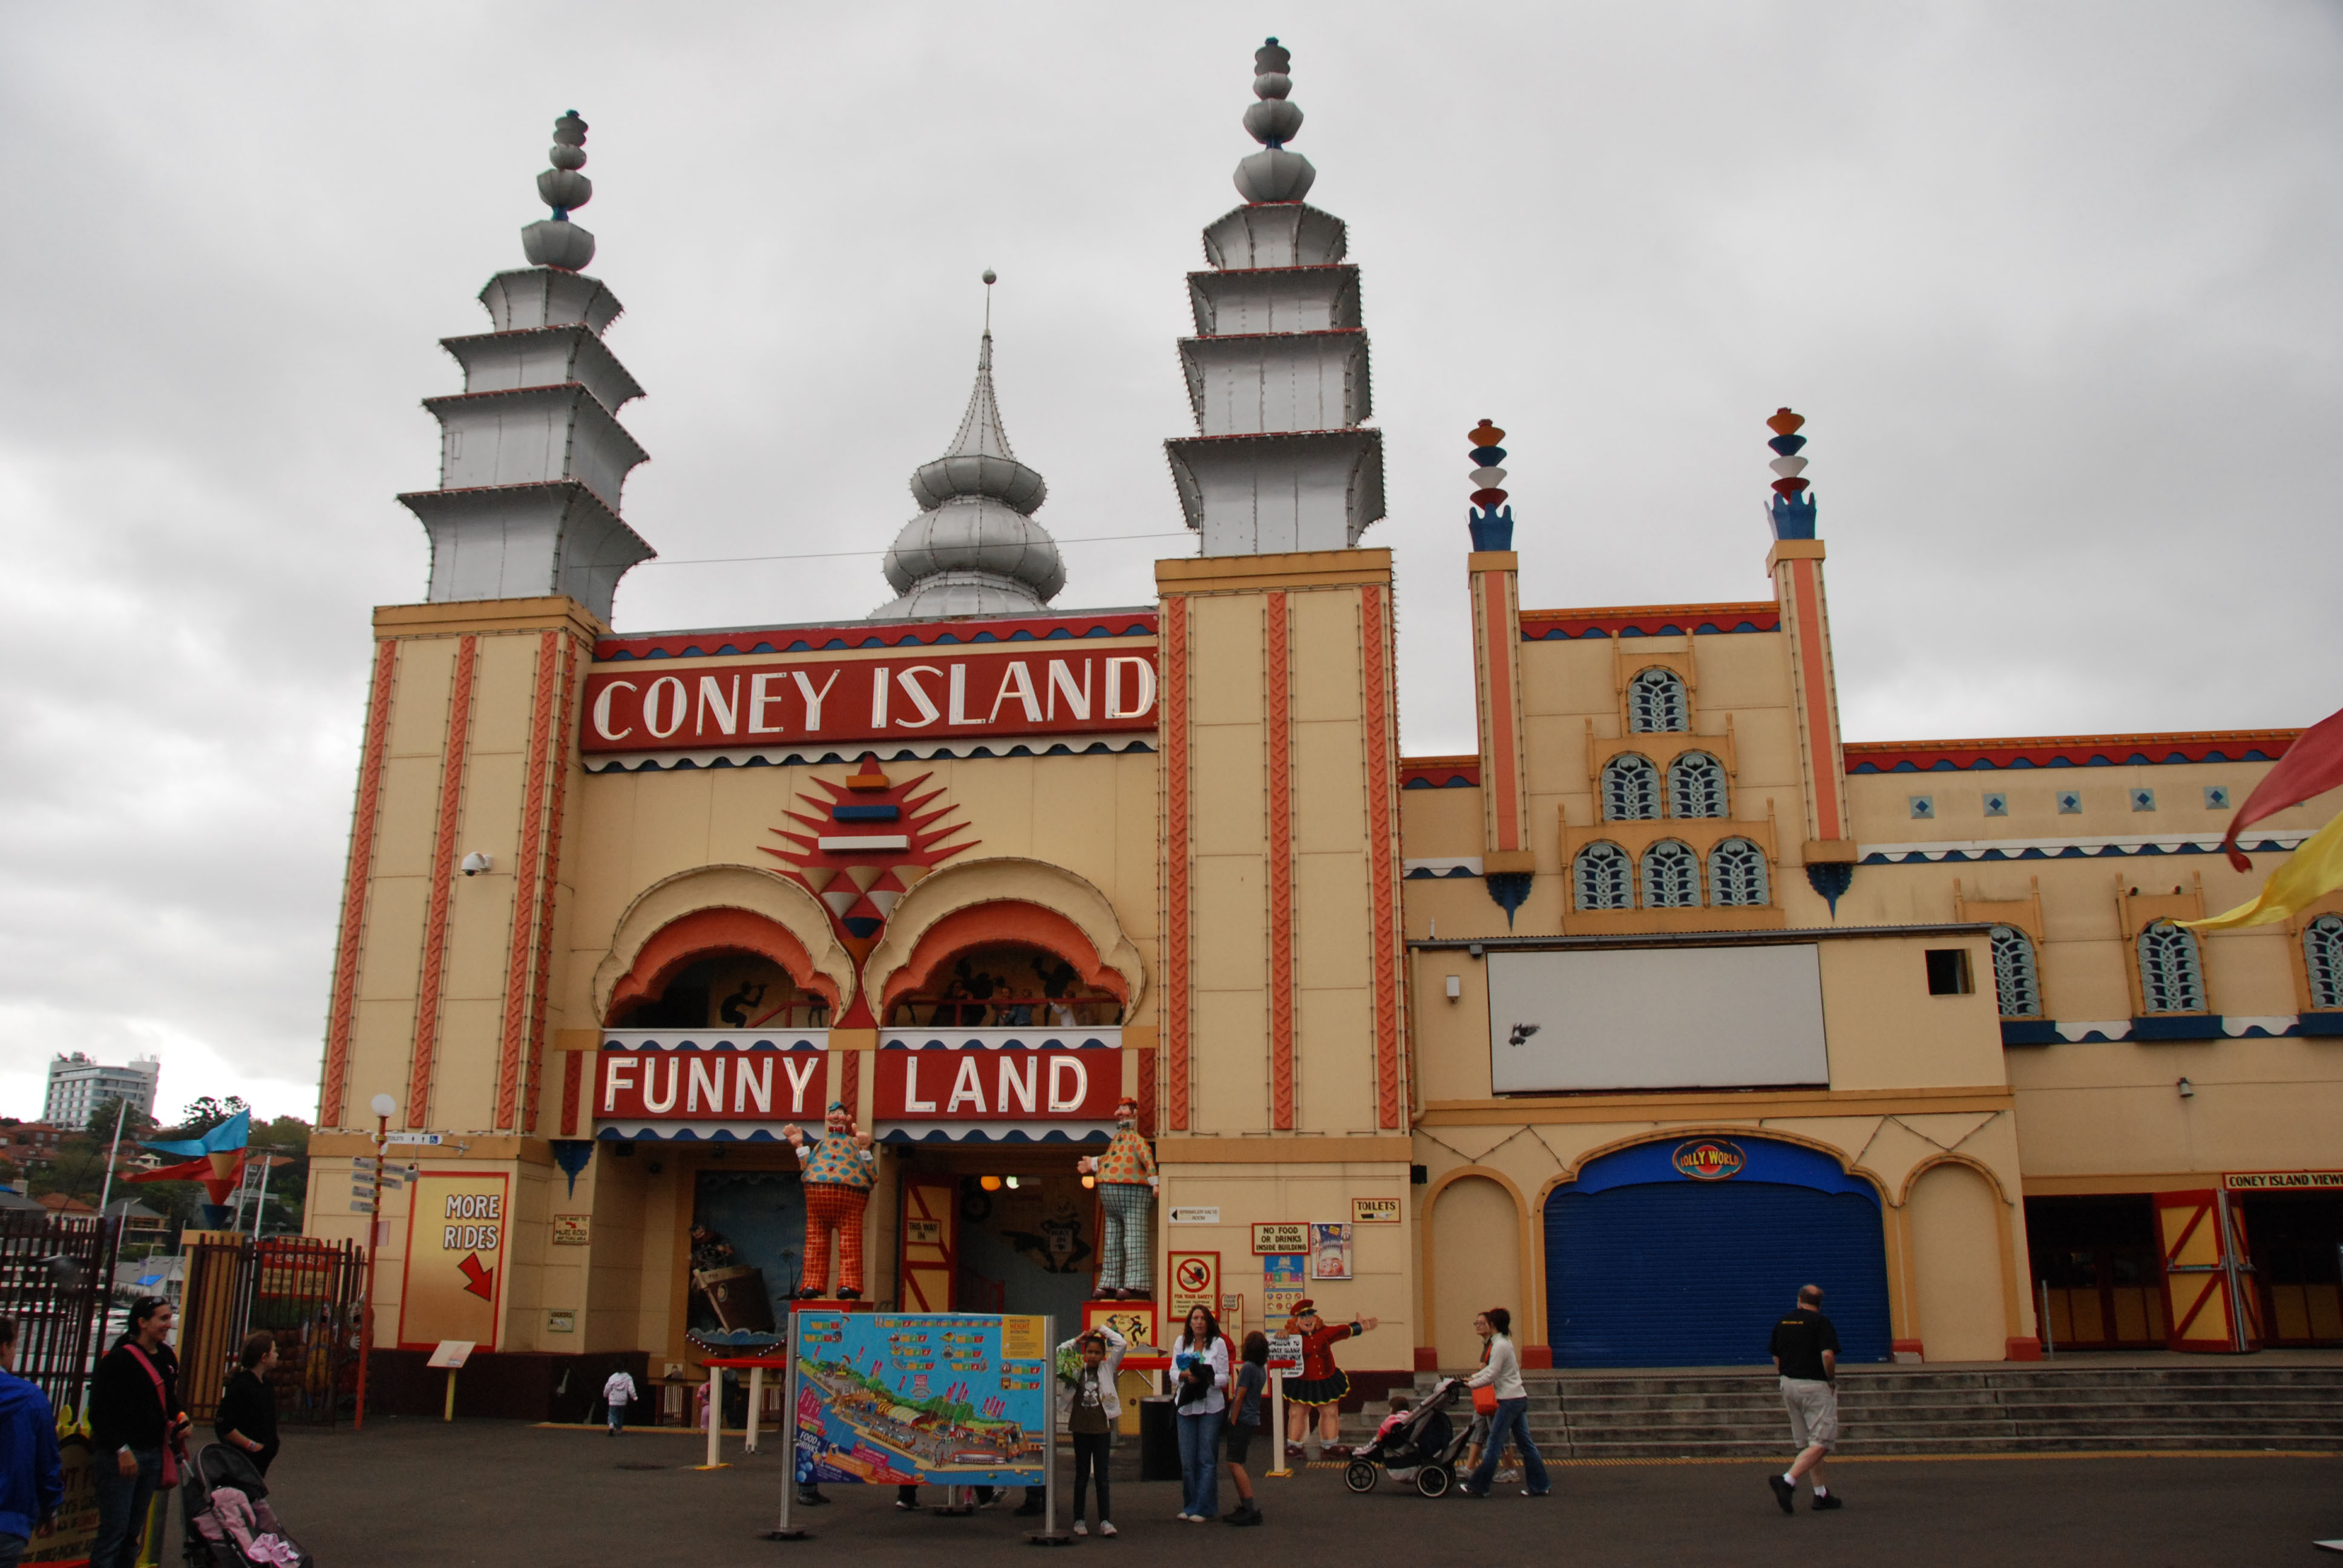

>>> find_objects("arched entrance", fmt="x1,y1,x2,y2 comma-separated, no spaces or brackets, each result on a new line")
1544,1135,1891,1367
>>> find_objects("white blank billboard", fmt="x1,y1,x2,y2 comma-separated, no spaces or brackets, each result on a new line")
1487,944,1828,1093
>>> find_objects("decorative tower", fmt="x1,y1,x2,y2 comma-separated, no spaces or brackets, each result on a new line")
1464,420,1535,920
1761,408,1858,911
398,111,655,624
873,273,1066,618
1164,39,1385,556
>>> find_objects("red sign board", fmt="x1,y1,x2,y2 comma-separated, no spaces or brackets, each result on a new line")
872,1047,1121,1122
582,650,1158,755
598,1045,828,1122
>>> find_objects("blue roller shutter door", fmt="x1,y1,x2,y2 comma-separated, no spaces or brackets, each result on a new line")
1545,1180,1892,1367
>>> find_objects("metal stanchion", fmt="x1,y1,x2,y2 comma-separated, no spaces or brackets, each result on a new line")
1029,1313,1071,1546
1267,1370,1291,1478
746,1364,763,1454
767,1333,810,1541
700,1368,727,1470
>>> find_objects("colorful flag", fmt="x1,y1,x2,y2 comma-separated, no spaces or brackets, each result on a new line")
2186,804,2343,932
2218,708,2343,871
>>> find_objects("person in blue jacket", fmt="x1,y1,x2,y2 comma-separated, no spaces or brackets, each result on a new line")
0,1315,64,1568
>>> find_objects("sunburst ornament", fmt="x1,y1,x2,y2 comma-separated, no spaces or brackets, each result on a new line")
761,757,978,967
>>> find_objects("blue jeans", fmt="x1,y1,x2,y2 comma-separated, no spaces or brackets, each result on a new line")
0,1530,25,1568
1176,1410,1222,1517
608,1400,627,1432
90,1446,162,1568
1467,1397,1550,1495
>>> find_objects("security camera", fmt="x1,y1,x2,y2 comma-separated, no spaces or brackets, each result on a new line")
460,852,491,876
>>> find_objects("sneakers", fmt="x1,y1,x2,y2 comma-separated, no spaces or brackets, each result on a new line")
1223,1505,1263,1526
1014,1500,1046,1518
1521,1489,1548,1498
1768,1475,1795,1515
896,1499,922,1512
1099,1521,1117,1538
1812,1493,1844,1512
795,1490,829,1507
1073,1521,1087,1537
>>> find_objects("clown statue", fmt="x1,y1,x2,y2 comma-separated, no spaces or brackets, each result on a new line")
1076,1096,1156,1300
784,1101,877,1299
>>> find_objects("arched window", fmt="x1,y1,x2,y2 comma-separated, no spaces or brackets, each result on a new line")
1708,838,1769,907
1642,840,1700,908
1989,925,2041,1018
2136,921,2206,1014
1667,751,1727,818
2305,914,2343,1010
1573,843,1632,910
1601,754,1660,820
1628,667,1689,733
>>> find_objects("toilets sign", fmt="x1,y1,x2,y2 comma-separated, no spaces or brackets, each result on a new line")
582,650,1158,755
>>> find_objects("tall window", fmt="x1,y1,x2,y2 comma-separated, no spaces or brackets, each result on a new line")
2136,921,2206,1014
1989,925,2041,1018
1602,754,1660,820
1628,668,1689,733
2305,914,2343,1010
1708,838,1769,907
1642,840,1700,907
1573,843,1632,910
1668,751,1727,818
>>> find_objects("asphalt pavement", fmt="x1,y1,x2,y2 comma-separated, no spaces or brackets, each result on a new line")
238,1419,2341,1567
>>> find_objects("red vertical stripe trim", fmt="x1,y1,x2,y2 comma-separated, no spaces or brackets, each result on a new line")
1789,558,1844,841
408,635,479,1128
1136,1047,1158,1138
1479,569,1521,852
1162,597,1192,1132
321,638,399,1128
1362,586,1403,1131
839,1050,860,1120
522,636,577,1134
560,1048,583,1138
1266,592,1295,1131
496,631,560,1130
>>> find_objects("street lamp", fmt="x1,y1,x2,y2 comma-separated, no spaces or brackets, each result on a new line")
355,1093,396,1432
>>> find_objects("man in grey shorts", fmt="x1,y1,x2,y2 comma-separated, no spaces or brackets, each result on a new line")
1766,1284,1843,1514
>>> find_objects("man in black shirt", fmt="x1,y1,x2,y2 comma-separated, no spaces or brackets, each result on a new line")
1766,1284,1842,1514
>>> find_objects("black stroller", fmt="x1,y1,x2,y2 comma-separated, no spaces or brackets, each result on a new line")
181,1443,314,1567
1343,1376,1474,1498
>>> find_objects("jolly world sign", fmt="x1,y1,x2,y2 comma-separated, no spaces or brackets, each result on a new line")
582,650,1159,755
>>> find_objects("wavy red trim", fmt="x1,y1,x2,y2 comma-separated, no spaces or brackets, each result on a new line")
321,639,399,1128
1400,756,1481,789
497,632,560,1131
522,638,577,1135
1267,592,1294,1132
1845,728,2302,774
409,636,479,1127
1519,601,1779,641
1363,585,1403,1131
1163,599,1191,1133
596,611,1159,662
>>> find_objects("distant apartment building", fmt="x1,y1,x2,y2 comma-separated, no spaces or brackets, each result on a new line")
44,1053,160,1128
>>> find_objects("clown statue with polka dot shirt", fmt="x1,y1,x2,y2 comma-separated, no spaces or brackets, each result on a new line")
784,1101,877,1299
1077,1097,1157,1300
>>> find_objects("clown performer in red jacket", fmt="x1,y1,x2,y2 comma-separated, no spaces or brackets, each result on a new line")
1076,1097,1156,1300
1282,1298,1380,1457
784,1102,877,1299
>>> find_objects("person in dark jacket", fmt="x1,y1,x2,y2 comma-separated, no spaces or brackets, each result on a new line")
88,1297,187,1568
212,1332,280,1475
0,1316,64,1568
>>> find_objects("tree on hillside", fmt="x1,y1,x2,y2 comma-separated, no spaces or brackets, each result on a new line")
163,1096,249,1140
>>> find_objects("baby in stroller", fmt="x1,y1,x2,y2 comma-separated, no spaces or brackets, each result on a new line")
182,1443,313,1567
1342,1377,1473,1498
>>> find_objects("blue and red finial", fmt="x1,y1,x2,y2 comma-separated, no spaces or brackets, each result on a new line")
1467,419,1513,550
1766,408,1816,540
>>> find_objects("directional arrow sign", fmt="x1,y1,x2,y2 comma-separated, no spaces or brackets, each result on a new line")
458,1252,494,1301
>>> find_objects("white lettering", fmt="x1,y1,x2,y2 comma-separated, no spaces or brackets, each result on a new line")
749,672,788,734
1045,659,1091,721
894,667,944,728
988,661,1044,725
947,663,983,725
1105,658,1157,720
999,1054,1038,1116
592,680,639,742
782,1054,821,1113
870,666,890,728
734,1055,773,1115
1047,1055,1089,1112
902,1056,939,1114
644,677,688,739
792,669,841,730
696,675,741,737
642,1056,680,1113
946,1054,987,1112
603,1054,637,1112
687,1054,724,1114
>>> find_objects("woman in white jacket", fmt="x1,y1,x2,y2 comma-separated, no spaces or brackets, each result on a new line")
1460,1307,1550,1498
1056,1323,1128,1537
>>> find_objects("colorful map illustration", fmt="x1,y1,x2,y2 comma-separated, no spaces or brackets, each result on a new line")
793,1310,1049,1486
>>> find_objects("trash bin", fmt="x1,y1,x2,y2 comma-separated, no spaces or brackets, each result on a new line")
1138,1396,1181,1482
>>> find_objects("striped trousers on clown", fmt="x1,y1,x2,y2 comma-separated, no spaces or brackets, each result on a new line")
802,1181,868,1296
1098,1181,1153,1294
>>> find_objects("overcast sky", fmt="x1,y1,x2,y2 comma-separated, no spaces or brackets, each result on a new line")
1,2,2338,1125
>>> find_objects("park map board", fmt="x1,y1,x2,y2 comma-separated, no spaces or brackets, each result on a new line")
793,1310,1049,1488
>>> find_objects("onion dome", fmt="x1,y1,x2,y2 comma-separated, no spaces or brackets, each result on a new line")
1234,38,1316,204
521,111,597,270
1765,407,1818,540
873,293,1065,619
1466,419,1513,550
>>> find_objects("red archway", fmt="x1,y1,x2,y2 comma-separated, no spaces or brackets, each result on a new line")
877,900,1130,1019
604,906,841,1025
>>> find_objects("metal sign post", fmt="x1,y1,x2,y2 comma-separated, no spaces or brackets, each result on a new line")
767,1324,810,1541
1268,1371,1288,1478
1028,1312,1072,1546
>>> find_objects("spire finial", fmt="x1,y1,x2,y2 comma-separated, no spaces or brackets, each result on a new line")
1765,408,1817,540
1233,38,1317,203
981,268,996,337
521,110,596,271
1467,420,1513,550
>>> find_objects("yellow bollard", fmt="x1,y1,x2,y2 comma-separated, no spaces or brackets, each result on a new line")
444,1368,459,1422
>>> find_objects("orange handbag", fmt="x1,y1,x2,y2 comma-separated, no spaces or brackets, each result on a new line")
1470,1384,1500,1417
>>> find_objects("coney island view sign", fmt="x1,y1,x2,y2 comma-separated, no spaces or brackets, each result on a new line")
582,650,1159,755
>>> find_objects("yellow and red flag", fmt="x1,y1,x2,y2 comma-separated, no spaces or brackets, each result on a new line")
2189,703,2343,931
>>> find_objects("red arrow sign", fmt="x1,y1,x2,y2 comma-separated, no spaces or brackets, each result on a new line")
458,1252,494,1301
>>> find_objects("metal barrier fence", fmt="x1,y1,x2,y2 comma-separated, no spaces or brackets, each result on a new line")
0,1209,119,1416
177,1232,367,1426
